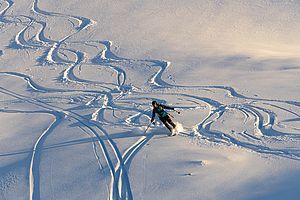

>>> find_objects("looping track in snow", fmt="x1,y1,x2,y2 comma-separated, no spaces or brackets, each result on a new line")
0,0,300,199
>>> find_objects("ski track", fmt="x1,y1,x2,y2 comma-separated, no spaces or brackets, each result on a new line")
0,0,13,18
29,111,64,200
0,0,300,199
0,87,119,199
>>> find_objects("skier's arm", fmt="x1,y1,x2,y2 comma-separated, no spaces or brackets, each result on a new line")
150,110,155,123
161,105,175,110
161,104,180,114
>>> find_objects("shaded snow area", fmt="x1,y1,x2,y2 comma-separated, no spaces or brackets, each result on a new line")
1,0,300,199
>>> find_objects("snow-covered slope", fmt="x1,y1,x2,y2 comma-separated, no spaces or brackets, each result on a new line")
0,0,300,199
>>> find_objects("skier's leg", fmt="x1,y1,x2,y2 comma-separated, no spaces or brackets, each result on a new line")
166,115,176,128
160,117,173,132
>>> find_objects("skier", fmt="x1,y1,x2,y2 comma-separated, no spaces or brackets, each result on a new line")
150,100,179,135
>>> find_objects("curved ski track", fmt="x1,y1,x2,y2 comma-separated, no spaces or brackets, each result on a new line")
0,0,300,200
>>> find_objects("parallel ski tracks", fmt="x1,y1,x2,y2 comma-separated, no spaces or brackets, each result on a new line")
0,87,146,200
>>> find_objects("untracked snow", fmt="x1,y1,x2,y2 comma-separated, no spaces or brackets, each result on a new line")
0,0,300,200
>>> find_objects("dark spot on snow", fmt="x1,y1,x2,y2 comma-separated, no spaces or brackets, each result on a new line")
188,160,205,166
279,66,300,71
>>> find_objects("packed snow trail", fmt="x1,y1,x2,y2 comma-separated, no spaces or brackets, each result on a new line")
0,0,300,199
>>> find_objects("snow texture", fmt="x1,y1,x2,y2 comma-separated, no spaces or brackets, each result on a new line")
0,0,300,200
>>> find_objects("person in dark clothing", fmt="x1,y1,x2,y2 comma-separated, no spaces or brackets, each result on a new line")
150,100,178,134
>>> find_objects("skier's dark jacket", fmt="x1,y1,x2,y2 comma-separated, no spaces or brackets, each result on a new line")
151,104,174,121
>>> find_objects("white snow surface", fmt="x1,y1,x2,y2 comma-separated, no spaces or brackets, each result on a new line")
0,0,300,199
